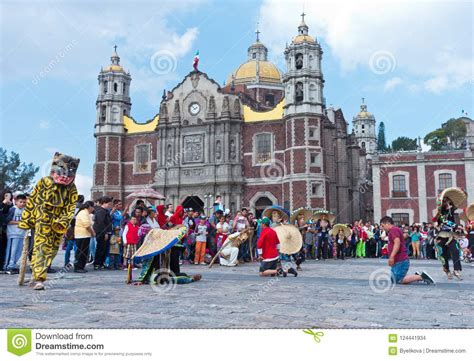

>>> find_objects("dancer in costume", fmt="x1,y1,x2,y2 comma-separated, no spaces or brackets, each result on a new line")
18,152,79,290
433,187,467,280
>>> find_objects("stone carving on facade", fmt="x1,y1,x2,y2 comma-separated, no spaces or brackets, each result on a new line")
191,72,200,89
229,139,236,160
183,134,204,163
182,168,205,177
222,96,230,117
233,98,241,117
215,140,222,160
173,100,180,119
159,101,168,120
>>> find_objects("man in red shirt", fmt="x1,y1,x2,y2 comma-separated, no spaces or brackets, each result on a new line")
380,216,435,285
257,217,297,277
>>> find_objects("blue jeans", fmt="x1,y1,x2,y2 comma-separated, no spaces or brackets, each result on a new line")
64,239,77,265
89,237,97,260
4,237,24,270
391,259,410,284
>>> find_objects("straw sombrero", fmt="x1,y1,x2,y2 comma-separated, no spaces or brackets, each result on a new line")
466,203,474,221
273,224,303,255
262,205,290,222
313,209,336,224
290,207,314,225
132,226,187,262
437,187,467,210
330,224,351,238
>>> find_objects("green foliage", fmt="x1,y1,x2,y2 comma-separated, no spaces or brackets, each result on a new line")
424,129,447,151
0,148,39,192
391,136,418,151
377,122,387,151
423,118,467,151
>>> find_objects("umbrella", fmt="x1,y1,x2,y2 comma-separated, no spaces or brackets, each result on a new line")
126,189,165,200
290,207,314,225
330,224,351,238
132,226,187,262
313,209,336,224
262,205,290,222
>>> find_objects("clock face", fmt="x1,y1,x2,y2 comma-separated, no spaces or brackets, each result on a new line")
189,102,200,115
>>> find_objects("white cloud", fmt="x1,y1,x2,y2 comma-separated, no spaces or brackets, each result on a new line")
258,0,473,93
383,77,403,92
39,120,51,129
74,174,93,199
2,1,204,103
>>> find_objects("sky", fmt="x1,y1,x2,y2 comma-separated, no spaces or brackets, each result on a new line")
1,0,472,196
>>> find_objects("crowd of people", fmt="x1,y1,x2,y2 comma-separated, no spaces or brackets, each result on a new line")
1,189,473,282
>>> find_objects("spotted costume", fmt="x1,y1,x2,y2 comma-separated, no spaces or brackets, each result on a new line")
18,153,79,285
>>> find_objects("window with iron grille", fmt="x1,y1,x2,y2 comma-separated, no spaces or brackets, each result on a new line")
135,144,150,173
391,213,410,226
255,133,272,164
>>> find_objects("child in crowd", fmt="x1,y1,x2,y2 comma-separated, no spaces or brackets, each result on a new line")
4,194,27,274
109,226,122,270
194,216,208,265
123,216,139,270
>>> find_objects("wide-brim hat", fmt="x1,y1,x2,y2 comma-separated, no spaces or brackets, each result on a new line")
262,205,290,222
437,187,467,209
313,209,336,224
330,223,351,238
133,226,187,262
273,224,303,255
466,203,474,221
290,207,314,224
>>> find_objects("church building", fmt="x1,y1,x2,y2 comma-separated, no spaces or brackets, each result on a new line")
92,15,371,222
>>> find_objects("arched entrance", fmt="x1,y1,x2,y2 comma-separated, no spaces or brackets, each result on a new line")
254,196,273,219
181,196,204,212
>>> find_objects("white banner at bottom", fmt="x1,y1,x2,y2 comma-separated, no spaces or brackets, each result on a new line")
1,329,472,360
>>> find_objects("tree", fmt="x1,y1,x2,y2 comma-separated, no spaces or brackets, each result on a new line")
377,121,387,151
391,136,418,151
424,129,448,151
423,117,467,151
443,118,467,148
0,148,39,192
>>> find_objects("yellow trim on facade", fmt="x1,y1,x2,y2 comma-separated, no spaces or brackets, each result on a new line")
123,114,159,134
242,99,285,122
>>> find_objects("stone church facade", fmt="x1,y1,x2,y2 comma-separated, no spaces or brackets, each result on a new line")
92,16,371,222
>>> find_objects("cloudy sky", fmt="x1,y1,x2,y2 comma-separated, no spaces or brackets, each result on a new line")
1,0,472,196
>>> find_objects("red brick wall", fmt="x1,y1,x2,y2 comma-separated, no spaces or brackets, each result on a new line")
292,181,307,208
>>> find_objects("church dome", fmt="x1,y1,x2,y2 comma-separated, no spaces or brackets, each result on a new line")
226,60,281,86
292,34,316,44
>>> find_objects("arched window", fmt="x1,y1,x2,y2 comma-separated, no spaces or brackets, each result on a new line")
103,81,108,94
114,82,118,93
361,142,366,149
123,83,126,94
295,53,303,70
295,82,304,103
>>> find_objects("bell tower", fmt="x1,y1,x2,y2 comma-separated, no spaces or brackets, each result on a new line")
95,46,132,135
283,13,324,116
92,46,132,200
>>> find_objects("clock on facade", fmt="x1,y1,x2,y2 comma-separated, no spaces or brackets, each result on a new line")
189,102,201,115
